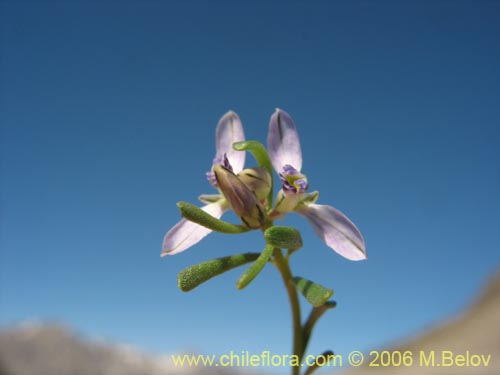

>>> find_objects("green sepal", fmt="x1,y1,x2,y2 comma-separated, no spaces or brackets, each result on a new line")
177,253,261,292
177,202,250,234
300,191,320,205
292,277,334,307
236,244,274,289
264,226,303,251
233,140,274,209
198,194,222,204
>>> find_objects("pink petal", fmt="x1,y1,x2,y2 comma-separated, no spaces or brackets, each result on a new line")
215,111,246,173
161,201,228,256
267,108,303,172
297,203,366,261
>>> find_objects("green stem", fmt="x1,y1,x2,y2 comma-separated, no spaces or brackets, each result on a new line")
273,248,303,375
302,301,337,356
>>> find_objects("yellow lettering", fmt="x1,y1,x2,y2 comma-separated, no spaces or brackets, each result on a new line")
289,355,300,367
249,354,259,366
482,354,491,366
441,351,454,366
219,354,229,367
420,351,435,366
455,354,465,366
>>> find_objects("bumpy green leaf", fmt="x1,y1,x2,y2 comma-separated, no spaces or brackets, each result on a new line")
177,202,250,234
292,277,334,307
233,140,274,209
264,226,303,250
177,253,261,292
236,244,274,289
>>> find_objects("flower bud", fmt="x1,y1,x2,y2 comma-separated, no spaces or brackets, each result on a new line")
213,164,266,229
237,167,272,201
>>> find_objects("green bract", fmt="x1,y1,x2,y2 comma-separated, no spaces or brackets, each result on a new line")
177,202,250,234
178,253,261,292
237,244,274,290
264,226,303,251
292,277,334,307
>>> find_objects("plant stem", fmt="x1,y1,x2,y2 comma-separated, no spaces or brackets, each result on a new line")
273,248,303,375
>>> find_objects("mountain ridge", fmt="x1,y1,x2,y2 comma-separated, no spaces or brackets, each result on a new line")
341,271,500,375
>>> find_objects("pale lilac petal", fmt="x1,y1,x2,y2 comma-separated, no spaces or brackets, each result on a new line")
215,111,246,173
297,203,366,261
161,201,228,256
267,108,303,172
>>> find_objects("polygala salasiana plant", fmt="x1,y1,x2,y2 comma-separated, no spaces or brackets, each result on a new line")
162,109,366,375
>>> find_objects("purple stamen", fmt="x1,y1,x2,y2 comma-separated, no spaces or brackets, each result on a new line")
280,175,296,193
279,164,309,194
222,154,233,172
282,164,299,175
295,178,308,192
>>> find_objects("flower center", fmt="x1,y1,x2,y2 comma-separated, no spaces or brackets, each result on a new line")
279,164,308,194
207,154,233,188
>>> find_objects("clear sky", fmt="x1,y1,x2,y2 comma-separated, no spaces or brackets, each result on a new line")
1,0,499,372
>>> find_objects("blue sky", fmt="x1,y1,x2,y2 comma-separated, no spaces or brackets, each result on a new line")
1,0,499,372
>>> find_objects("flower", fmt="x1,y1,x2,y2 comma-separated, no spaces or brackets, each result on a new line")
267,109,366,261
212,164,266,229
162,111,245,256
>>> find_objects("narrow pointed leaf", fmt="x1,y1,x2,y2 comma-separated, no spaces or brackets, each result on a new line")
236,244,274,289
233,140,274,209
264,226,303,250
304,301,337,335
292,277,333,307
304,351,335,375
177,202,250,234
177,253,261,292
303,301,337,353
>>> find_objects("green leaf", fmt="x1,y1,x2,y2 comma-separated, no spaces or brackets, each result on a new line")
305,301,337,333
304,350,335,375
177,253,261,292
303,301,337,352
264,226,303,250
177,202,250,234
233,140,274,209
236,244,274,289
292,277,334,307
